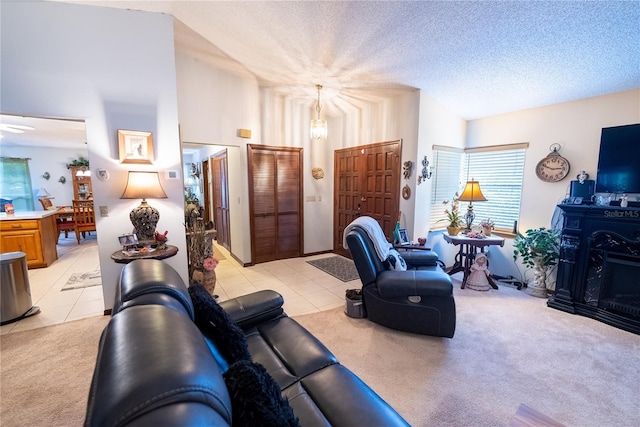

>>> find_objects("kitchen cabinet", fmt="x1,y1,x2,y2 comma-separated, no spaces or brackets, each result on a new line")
0,211,58,268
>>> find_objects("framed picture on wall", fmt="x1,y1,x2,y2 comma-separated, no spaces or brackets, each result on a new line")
118,130,154,164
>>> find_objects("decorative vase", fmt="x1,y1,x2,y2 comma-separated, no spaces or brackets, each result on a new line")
482,226,492,236
526,259,549,298
191,268,217,295
447,226,459,236
203,269,216,295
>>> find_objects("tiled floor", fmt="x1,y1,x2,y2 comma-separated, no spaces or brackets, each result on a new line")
1,234,358,335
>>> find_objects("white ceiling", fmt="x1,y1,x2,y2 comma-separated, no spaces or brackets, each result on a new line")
57,0,640,120
3,1,639,147
0,114,87,149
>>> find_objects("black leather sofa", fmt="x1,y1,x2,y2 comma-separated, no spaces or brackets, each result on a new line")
345,224,456,338
85,259,408,426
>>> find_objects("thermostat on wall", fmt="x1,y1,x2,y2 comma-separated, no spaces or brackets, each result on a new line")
165,170,179,180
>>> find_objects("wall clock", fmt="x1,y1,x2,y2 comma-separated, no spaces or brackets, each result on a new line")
536,143,570,183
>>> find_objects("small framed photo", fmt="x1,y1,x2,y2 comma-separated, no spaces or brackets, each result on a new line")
118,233,138,247
398,228,410,245
118,130,154,164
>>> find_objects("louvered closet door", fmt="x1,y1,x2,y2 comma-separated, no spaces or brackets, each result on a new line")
248,145,303,264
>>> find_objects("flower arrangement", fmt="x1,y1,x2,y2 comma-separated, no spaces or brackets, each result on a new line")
203,257,219,271
466,231,485,239
480,218,495,230
438,193,461,228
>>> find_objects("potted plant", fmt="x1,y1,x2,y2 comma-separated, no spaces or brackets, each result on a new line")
480,218,495,236
438,194,462,235
66,156,90,168
513,227,560,297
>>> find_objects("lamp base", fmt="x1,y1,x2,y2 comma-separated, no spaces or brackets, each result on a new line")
130,200,160,242
464,204,476,231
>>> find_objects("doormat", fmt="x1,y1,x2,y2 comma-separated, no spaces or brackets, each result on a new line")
61,270,101,291
307,256,360,282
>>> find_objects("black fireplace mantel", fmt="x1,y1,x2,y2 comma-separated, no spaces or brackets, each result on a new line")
549,204,640,334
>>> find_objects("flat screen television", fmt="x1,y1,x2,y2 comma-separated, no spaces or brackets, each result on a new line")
595,123,640,194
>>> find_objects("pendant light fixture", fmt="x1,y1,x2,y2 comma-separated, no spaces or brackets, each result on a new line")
310,84,328,140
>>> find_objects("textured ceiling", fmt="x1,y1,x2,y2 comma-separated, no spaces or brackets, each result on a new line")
52,0,640,121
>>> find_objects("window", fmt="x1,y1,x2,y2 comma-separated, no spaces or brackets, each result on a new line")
430,144,528,232
463,145,527,231
429,147,463,228
0,157,34,211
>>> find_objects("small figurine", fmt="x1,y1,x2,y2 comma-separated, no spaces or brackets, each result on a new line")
577,170,589,184
620,194,628,208
466,253,492,291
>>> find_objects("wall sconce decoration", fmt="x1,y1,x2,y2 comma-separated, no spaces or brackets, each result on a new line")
312,167,324,180
417,156,433,184
42,172,50,180
58,176,66,184
120,171,168,243
403,161,413,180
422,156,433,180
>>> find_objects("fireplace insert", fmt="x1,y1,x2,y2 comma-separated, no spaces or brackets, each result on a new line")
585,232,640,318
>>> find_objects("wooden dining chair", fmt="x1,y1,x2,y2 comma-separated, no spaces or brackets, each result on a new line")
38,197,55,210
72,200,97,244
39,198,75,243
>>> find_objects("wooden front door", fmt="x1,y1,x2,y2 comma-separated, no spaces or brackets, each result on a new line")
211,150,231,251
248,144,303,264
334,140,402,257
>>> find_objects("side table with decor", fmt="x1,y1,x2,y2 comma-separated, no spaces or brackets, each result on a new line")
111,245,178,264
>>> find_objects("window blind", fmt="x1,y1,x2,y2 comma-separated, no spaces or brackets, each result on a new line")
463,148,526,231
429,147,463,228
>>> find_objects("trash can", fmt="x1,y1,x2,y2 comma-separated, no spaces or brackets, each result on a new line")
1,252,40,325
345,288,367,318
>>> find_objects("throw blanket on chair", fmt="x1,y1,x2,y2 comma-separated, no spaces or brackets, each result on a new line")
343,216,406,271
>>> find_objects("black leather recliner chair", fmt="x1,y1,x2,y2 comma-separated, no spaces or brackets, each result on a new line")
345,224,456,338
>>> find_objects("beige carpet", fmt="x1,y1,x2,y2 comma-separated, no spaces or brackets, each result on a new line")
0,315,109,427
1,279,638,426
295,280,640,426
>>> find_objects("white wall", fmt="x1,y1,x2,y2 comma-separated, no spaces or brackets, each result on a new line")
418,92,467,268
465,89,640,281
1,1,186,310
175,53,260,264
